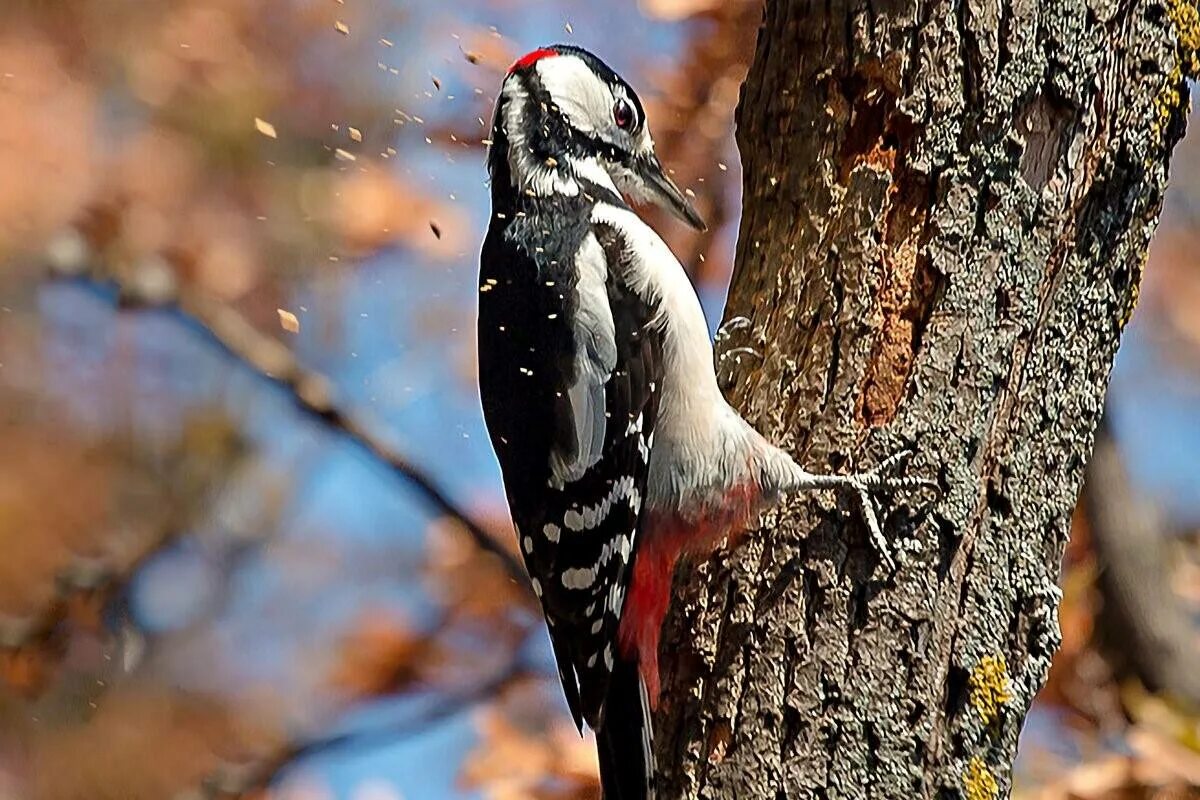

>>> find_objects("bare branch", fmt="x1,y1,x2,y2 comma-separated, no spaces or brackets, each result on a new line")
59,271,528,586
205,648,530,796
1085,415,1200,710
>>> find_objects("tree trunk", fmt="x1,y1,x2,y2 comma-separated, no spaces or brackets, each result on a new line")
656,1,1196,798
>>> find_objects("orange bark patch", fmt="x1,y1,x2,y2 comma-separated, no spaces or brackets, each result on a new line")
858,147,944,428
828,63,942,427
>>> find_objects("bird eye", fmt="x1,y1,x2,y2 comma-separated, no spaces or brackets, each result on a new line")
613,99,635,131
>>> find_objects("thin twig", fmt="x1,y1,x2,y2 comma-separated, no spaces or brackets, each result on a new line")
208,658,530,795
1086,415,1200,710
65,274,528,585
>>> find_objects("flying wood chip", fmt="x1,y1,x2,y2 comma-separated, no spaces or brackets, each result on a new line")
254,118,277,139
277,309,300,334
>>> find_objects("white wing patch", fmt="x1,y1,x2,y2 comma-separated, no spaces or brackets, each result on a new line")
547,233,617,487
559,476,642,537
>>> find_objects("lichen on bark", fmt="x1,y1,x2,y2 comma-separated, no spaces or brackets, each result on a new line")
654,1,1193,798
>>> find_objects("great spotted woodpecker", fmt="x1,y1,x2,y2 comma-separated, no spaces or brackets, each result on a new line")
477,45,926,799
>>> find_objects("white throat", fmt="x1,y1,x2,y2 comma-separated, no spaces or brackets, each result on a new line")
565,155,621,196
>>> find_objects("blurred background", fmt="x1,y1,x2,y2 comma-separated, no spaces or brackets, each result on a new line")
0,1,1196,798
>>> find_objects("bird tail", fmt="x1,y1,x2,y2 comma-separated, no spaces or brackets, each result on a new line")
596,651,656,800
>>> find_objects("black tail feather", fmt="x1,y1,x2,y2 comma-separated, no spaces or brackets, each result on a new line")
596,652,655,800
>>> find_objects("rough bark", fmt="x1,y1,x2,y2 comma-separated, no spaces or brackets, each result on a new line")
656,1,1196,798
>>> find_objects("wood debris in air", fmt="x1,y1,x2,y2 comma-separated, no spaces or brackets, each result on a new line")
277,309,300,334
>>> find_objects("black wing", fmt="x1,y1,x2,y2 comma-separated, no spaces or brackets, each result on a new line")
478,214,662,730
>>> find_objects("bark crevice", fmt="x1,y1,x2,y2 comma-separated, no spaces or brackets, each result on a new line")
657,0,1191,797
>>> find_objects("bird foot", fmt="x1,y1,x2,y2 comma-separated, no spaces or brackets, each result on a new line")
832,449,936,573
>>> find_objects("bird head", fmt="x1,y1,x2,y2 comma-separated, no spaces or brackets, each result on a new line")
489,44,706,231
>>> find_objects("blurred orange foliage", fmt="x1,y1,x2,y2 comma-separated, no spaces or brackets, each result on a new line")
461,678,599,800
1,0,466,315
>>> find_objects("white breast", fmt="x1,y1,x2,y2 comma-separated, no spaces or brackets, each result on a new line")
589,202,759,515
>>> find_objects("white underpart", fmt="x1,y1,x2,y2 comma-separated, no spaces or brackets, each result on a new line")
590,201,779,517
548,234,615,487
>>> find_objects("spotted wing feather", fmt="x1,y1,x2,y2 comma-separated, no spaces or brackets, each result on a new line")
478,216,661,730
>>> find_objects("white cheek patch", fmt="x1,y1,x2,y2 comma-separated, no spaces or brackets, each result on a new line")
572,158,620,195
536,55,613,133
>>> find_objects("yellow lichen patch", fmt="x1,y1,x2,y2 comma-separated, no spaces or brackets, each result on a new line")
969,655,1012,725
1152,0,1199,149
1152,64,1185,144
964,756,999,800
1167,0,1200,77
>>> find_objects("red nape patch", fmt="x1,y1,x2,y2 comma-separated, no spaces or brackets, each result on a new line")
508,48,558,74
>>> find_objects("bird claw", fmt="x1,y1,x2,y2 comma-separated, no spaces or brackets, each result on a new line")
855,448,938,493
852,485,896,573
843,448,936,574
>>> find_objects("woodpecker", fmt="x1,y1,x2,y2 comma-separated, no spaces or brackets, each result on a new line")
477,45,927,800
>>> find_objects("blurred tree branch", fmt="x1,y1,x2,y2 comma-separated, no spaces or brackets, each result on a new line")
233,656,530,795
1085,413,1200,711
58,268,528,586
0,407,247,690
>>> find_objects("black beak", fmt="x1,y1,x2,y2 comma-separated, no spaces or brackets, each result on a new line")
638,154,707,231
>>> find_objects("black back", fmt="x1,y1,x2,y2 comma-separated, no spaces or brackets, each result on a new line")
478,72,663,728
